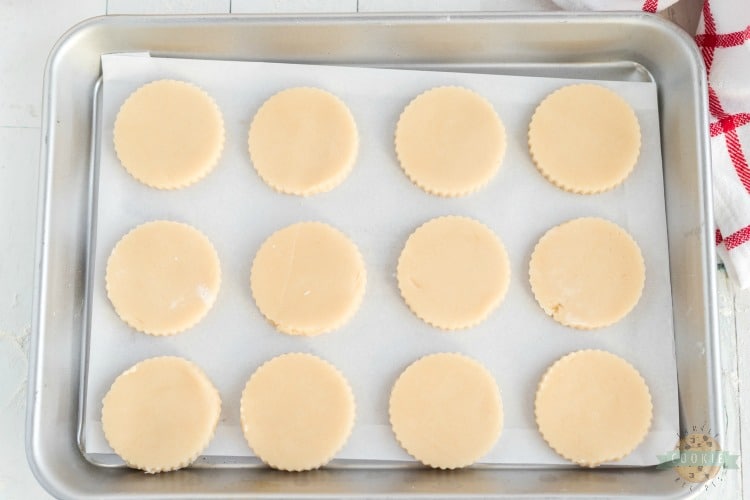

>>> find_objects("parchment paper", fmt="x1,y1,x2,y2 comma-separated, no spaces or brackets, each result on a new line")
84,53,678,466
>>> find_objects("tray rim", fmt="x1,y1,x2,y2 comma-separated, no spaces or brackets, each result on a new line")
27,11,717,500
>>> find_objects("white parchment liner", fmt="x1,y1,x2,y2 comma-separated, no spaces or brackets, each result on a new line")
83,53,677,466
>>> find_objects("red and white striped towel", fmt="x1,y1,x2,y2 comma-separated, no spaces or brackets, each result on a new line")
555,0,750,288
554,0,678,13
697,0,750,288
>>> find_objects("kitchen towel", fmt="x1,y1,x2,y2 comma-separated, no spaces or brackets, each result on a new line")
554,0,678,12
696,0,750,289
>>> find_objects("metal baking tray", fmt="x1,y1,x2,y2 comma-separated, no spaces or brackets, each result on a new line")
28,13,718,499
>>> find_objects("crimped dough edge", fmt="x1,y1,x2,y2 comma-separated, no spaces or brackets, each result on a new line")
394,86,506,197
239,352,356,471
113,79,226,190
105,220,222,336
534,349,653,467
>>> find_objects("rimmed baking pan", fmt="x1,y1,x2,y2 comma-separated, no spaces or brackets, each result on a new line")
28,13,717,499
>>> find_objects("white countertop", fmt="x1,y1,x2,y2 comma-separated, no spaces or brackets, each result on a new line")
2,0,742,499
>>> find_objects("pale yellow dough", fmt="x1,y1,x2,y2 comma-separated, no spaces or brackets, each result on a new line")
114,80,225,189
101,356,221,473
106,221,221,335
250,222,366,335
248,87,358,195
389,353,503,469
528,84,641,194
535,350,652,467
395,87,506,197
397,216,510,330
240,353,355,471
529,217,644,329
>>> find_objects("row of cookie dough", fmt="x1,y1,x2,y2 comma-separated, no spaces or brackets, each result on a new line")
101,350,652,473
104,216,645,336
113,80,641,196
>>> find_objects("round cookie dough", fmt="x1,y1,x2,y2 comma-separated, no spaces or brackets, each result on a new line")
395,87,506,197
389,353,503,469
240,353,355,471
397,216,510,330
528,84,641,194
535,350,652,467
529,217,644,329
248,87,358,196
105,220,221,336
250,222,366,336
113,80,225,189
102,356,221,473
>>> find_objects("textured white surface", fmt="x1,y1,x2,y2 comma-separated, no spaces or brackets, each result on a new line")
107,0,229,14
0,128,50,500
0,0,740,498
357,0,559,12
232,0,357,14
0,0,104,128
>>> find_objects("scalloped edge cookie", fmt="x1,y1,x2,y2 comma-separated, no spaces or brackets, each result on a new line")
105,220,221,336
240,353,356,471
395,86,506,197
389,352,503,469
102,356,222,473
535,349,653,467
248,87,358,196
528,217,645,329
528,84,641,194
114,79,225,189
250,221,366,336
397,216,510,330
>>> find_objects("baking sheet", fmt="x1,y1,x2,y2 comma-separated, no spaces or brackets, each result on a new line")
83,53,677,466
